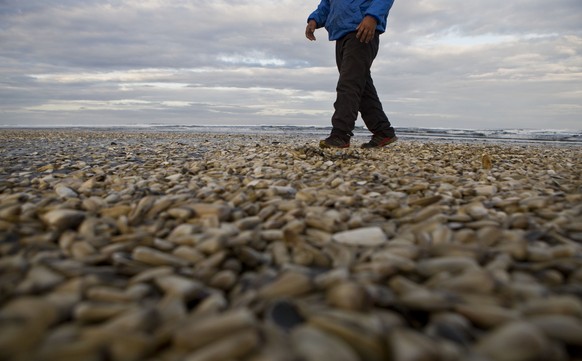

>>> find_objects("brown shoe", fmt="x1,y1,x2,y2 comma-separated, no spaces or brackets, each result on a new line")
361,134,398,148
319,135,350,148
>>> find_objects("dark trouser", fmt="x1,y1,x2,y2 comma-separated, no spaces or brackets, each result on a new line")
331,31,394,141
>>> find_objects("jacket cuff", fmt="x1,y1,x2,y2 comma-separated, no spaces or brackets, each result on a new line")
364,13,381,24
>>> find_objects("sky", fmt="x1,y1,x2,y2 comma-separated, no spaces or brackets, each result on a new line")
0,0,581,130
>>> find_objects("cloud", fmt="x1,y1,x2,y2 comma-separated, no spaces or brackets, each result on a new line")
0,0,580,129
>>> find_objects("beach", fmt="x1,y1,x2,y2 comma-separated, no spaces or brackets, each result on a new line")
1,128,582,361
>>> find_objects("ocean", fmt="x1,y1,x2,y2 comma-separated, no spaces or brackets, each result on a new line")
2,125,581,145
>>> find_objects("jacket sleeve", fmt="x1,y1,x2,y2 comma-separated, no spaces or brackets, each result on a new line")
364,0,394,23
307,0,330,28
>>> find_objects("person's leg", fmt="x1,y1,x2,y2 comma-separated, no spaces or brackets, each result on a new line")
359,75,395,137
359,33,395,137
329,32,377,142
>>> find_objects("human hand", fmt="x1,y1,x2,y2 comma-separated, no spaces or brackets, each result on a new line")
305,20,317,41
356,15,377,43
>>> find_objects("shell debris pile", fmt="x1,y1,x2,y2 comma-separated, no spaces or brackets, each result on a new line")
1,129,582,361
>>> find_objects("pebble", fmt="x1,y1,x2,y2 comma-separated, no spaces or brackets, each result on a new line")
74,302,132,323
184,330,260,361
526,314,582,346
325,281,370,311
1,130,582,360
292,325,360,361
388,328,443,361
154,275,206,298
332,226,387,246
455,304,520,328
16,265,65,294
55,184,79,199
173,308,257,350
132,246,190,267
42,209,86,230
474,321,551,361
258,271,313,299
475,184,497,196
308,311,387,361
519,296,582,317
417,256,479,276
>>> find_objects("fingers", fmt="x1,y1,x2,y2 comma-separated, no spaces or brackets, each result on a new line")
356,25,362,40
305,23,316,41
356,16,377,43
356,26,373,43
363,30,373,43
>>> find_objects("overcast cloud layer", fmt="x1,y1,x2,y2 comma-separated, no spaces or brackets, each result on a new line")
0,0,581,129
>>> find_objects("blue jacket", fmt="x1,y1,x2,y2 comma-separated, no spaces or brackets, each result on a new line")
308,0,395,41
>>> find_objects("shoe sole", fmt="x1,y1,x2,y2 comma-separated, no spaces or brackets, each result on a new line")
361,136,398,149
319,140,350,149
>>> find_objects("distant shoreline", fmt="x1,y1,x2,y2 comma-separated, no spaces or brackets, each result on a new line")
1,126,580,145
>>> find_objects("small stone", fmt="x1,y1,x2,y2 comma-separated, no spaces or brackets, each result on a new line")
0,297,59,358
332,227,387,246
100,205,132,218
269,185,297,198
265,299,305,332
371,251,416,272
190,203,231,221
475,185,497,196
236,216,262,230
330,177,344,188
167,207,194,219
42,209,85,230
408,195,442,207
258,271,313,300
309,311,387,361
520,296,582,317
436,269,496,294
527,314,582,346
296,189,316,203
326,281,370,311
425,312,473,346
74,302,131,323
167,224,199,242
36,338,102,361
455,304,520,329
71,241,97,259
166,173,182,182
292,325,360,361
519,196,548,210
82,307,157,343
465,202,489,219
397,289,452,311
132,246,190,267
208,270,238,290
474,321,551,361
55,184,78,198
154,275,206,299
417,257,479,276
86,286,134,303
174,309,257,350
109,332,155,361
183,330,259,361
16,265,65,294
173,246,205,263
388,328,443,361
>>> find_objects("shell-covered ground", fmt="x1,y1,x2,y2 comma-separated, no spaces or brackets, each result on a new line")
1,129,582,361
